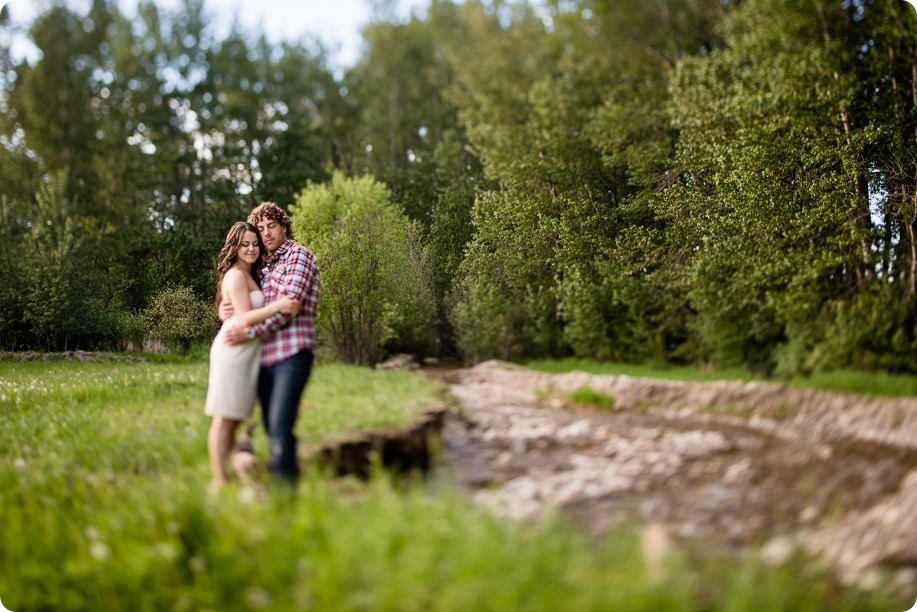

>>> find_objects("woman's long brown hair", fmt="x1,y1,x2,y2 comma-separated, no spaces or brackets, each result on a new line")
213,222,267,313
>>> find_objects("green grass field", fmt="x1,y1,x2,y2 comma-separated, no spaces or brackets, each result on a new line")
0,356,902,610
526,357,917,398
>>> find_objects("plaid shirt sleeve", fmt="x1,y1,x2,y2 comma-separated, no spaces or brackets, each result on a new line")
252,245,319,337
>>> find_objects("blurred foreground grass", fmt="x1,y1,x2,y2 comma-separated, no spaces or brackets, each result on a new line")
0,357,901,610
526,357,917,398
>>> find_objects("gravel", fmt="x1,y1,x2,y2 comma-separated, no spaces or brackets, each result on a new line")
435,360,917,598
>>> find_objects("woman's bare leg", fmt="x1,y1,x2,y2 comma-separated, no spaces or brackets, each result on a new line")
208,415,240,489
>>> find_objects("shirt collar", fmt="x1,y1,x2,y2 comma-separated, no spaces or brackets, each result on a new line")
267,240,291,264
273,239,292,257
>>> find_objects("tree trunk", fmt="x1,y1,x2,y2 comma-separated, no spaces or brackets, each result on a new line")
907,216,917,296
389,78,401,172
912,43,917,140
816,2,872,282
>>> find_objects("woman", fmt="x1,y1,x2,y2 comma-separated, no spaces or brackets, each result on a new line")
204,221,301,491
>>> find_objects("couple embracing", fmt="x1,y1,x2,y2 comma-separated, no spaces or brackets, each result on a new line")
203,202,319,492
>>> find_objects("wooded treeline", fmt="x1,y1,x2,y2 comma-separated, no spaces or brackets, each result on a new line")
1,0,916,375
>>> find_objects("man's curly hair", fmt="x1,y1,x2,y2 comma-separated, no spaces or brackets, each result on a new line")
247,201,294,240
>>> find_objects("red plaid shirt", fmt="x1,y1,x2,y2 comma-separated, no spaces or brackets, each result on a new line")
252,239,319,366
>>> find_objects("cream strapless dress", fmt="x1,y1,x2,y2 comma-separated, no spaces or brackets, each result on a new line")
204,290,264,420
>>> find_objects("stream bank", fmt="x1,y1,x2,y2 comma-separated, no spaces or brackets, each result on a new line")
428,360,917,598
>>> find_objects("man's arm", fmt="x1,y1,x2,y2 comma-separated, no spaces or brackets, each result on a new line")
217,298,234,322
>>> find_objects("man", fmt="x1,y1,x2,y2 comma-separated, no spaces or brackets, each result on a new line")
221,202,319,484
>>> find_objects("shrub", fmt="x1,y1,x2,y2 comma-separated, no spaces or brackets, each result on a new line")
291,172,436,366
143,286,216,353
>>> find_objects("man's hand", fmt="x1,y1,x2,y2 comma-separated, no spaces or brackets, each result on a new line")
218,298,235,322
224,323,248,346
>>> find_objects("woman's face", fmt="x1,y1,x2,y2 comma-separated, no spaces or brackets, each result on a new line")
236,231,261,265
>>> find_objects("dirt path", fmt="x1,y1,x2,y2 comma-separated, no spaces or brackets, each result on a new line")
429,360,917,596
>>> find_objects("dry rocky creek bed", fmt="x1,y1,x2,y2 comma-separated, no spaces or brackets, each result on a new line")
423,360,917,598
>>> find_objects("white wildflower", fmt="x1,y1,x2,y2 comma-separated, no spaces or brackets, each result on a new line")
189,556,207,573
89,541,110,561
154,543,177,560
245,586,271,607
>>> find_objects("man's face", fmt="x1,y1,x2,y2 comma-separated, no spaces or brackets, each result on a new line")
257,218,288,253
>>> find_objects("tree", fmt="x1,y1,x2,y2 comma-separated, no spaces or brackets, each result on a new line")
347,3,463,226
0,0,346,351
450,188,564,361
425,130,488,354
668,0,916,373
21,173,128,350
444,0,721,363
442,1,590,361
291,172,435,365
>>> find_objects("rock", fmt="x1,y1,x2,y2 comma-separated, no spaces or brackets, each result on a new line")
798,505,819,523
557,419,591,440
375,353,419,371
760,535,797,566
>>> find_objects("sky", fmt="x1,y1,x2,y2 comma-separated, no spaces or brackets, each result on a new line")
1,0,429,68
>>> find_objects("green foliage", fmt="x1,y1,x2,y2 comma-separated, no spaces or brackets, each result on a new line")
558,256,671,364
525,357,755,383
348,13,457,225
443,0,719,365
0,195,28,350
22,174,87,347
667,0,909,374
791,283,917,374
14,173,132,350
566,386,615,411
0,0,344,352
143,286,216,353
4,0,917,376
291,172,435,365
528,356,917,399
425,131,487,352
449,189,563,362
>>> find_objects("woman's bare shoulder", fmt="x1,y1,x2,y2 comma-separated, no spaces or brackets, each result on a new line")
222,267,249,287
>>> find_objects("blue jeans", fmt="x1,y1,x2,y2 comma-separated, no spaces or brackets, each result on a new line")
258,349,313,482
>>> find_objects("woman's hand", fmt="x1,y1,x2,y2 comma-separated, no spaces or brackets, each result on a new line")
274,295,302,317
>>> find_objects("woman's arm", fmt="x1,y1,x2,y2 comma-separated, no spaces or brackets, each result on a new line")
223,270,300,328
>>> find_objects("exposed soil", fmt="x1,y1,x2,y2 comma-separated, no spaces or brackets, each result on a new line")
426,360,917,597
